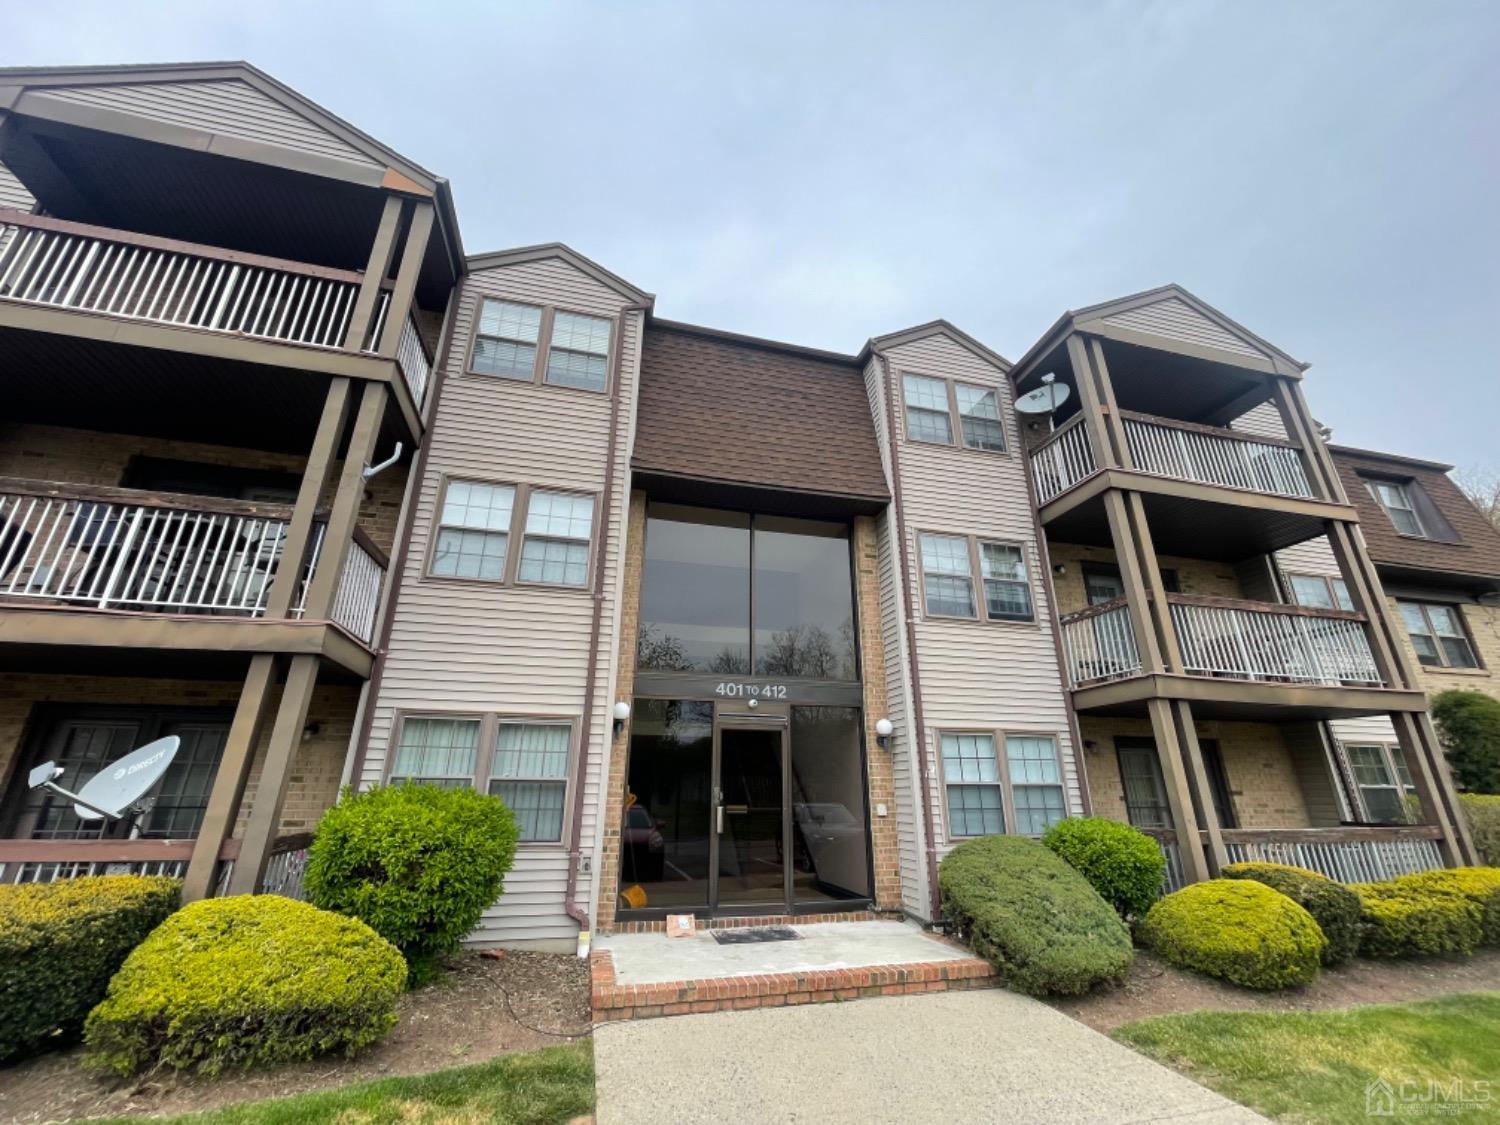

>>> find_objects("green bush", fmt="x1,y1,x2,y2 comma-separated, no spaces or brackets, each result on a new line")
1461,794,1500,865
1042,816,1166,920
0,875,178,1062
1432,690,1500,794
938,834,1133,996
1351,880,1482,958
84,895,405,1076
1220,862,1363,966
1392,867,1500,946
305,784,518,983
1141,880,1325,989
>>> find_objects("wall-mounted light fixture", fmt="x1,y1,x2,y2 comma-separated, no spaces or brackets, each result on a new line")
874,718,894,749
301,722,321,743
612,700,631,737
1053,563,1067,576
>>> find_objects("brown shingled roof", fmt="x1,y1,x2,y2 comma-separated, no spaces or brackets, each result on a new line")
632,323,890,502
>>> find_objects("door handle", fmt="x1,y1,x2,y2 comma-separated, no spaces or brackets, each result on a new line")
716,804,724,833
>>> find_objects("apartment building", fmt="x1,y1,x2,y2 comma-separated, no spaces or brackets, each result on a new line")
0,62,1485,950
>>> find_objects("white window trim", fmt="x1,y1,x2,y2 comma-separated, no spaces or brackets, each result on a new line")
426,476,600,591
466,296,617,394
937,726,1069,842
899,370,1009,454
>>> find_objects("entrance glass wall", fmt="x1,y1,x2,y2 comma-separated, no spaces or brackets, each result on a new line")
789,706,870,902
620,700,713,909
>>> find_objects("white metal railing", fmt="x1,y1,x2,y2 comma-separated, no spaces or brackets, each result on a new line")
1030,417,1096,504
213,843,311,900
294,523,385,644
1221,830,1443,883
1168,596,1383,686
1059,599,1141,688
395,314,432,406
1122,412,1313,499
0,858,187,884
0,214,369,350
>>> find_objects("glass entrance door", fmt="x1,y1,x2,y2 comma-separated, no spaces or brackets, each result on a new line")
714,725,787,908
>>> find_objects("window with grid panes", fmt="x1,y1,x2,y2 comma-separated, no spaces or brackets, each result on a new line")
488,723,570,842
903,375,953,444
1366,479,1426,537
430,481,515,579
519,491,594,586
472,300,543,379
1288,573,1354,612
1346,744,1414,824
144,725,227,837
941,733,1004,836
1398,601,1478,668
955,384,1006,451
979,542,1032,621
920,533,976,618
1006,735,1066,834
390,718,479,787
545,312,612,391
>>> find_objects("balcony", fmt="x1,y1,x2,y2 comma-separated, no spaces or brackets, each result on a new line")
1144,826,1445,892
0,832,312,898
0,211,431,408
0,479,385,646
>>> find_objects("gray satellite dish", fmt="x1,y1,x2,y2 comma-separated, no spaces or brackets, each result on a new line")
1015,374,1072,415
29,735,180,824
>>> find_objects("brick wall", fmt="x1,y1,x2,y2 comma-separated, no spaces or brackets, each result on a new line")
0,421,407,553
1047,542,1242,616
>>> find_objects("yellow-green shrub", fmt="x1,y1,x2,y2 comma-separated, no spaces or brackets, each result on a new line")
0,875,178,1062
1352,880,1482,958
1141,879,1325,989
1461,795,1500,866
1392,867,1500,946
84,895,405,1076
1220,862,1363,966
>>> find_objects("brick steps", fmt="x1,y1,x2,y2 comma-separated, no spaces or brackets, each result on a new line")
591,949,997,1022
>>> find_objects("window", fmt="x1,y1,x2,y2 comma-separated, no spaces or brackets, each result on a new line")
1346,744,1416,824
488,723,570,841
519,491,594,586
1117,742,1173,828
431,480,515,579
1366,479,1425,537
901,373,1008,452
390,717,480,787
1398,600,1479,669
1287,573,1354,612
919,534,976,618
545,312,612,391
1081,562,1178,607
472,300,543,380
1006,735,1066,834
979,542,1034,622
919,533,1034,623
942,733,1004,836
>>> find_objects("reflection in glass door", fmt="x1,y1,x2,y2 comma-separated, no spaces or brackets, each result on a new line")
715,727,786,906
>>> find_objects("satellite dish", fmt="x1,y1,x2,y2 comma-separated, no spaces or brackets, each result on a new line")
29,735,180,823
1015,374,1072,416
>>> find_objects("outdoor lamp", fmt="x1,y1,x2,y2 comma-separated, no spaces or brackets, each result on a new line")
874,718,894,749
613,701,631,737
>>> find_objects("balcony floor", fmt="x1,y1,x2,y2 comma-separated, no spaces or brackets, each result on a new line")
1072,671,1426,721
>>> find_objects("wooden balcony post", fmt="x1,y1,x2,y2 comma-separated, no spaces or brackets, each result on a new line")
1289,380,1352,506
1086,337,1135,470
1269,379,1341,504
182,653,279,901
1065,335,1119,471
1101,490,1164,673
376,201,435,358
1324,521,1404,687
1391,711,1471,866
1413,710,1479,864
1147,698,1211,884
341,195,404,352
1171,700,1228,873
1124,491,1184,673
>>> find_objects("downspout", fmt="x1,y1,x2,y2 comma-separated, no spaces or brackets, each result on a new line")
563,303,648,946
875,349,943,924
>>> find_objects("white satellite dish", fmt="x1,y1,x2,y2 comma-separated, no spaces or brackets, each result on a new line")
29,735,180,825
1015,374,1072,415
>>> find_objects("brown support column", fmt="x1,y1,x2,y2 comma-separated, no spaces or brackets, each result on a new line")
1123,492,1183,672
1064,334,1118,470
1147,698,1211,883
342,195,405,351
182,654,280,901
1288,380,1351,505
227,655,322,894
1102,490,1164,672
1269,379,1340,503
376,201,436,357
1391,711,1468,866
264,378,352,619
302,382,388,619
1325,521,1403,687
1171,700,1227,874
1086,337,1134,470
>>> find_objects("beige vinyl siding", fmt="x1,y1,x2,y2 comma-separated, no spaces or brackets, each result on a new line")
364,257,640,946
881,332,1081,873
862,356,927,917
1229,401,1290,440
0,159,34,212
1097,296,1264,360
1283,721,1348,826
35,80,381,169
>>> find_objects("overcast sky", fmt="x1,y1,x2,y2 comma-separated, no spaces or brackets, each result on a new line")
9,1,1499,467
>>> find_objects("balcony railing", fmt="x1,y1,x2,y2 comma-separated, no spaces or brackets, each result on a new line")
1058,597,1141,688
1029,416,1096,504
1120,411,1313,499
0,480,384,644
0,833,311,899
1168,594,1383,687
1218,827,1443,883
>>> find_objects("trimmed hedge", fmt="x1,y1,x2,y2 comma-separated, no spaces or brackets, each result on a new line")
84,895,405,1076
1392,867,1500,947
1351,880,1482,958
1142,879,1325,989
1431,690,1500,794
0,875,179,1061
938,834,1133,996
306,784,518,984
1220,862,1363,966
1461,794,1500,866
1042,816,1166,920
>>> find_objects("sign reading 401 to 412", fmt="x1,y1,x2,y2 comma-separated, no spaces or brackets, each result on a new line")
713,681,788,699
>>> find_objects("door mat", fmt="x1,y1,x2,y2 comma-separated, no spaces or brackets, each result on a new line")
711,926,801,945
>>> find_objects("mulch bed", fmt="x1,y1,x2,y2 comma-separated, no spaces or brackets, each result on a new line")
1050,946,1500,1033
0,950,591,1123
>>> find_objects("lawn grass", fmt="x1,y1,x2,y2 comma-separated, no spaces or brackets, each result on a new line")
1114,992,1500,1124
109,1041,593,1125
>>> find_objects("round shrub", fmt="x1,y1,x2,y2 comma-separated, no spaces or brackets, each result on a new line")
1460,795,1500,866
305,783,518,983
1221,862,1363,965
1431,690,1500,794
1390,867,1500,947
1142,879,1325,989
84,895,404,1076
0,875,178,1061
1351,881,1481,958
938,834,1133,996
1042,816,1166,920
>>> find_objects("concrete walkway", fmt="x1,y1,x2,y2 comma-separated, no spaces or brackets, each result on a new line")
594,988,1266,1124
